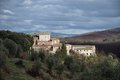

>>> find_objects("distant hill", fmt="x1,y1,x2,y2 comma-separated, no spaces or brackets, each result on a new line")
63,27,120,57
22,31,76,37
51,32,76,38
64,27,120,43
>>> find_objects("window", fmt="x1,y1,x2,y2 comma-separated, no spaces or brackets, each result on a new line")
35,40,38,45
90,53,92,56
50,46,53,51
86,53,88,55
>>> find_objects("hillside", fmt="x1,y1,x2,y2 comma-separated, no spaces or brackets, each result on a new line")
62,27,120,57
64,28,120,43
1,30,120,80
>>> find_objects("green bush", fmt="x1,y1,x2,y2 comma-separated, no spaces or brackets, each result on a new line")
30,52,39,61
26,60,42,77
38,50,46,62
3,39,18,57
55,43,67,61
0,30,33,51
0,51,7,68
16,45,23,58
46,55,59,74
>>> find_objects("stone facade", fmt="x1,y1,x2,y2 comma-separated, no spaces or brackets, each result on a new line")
66,45,96,56
32,32,96,56
38,32,50,41
32,32,61,54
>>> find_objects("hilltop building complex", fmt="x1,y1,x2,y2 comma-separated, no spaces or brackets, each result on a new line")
32,32,96,56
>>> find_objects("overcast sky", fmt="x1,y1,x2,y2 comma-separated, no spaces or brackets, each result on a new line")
0,0,120,34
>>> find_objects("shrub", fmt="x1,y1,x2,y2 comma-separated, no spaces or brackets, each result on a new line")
0,51,7,68
30,52,39,61
3,39,18,57
56,64,65,77
0,43,9,56
46,55,59,74
0,30,33,52
55,43,67,61
64,56,73,69
16,45,23,58
26,60,42,77
38,50,46,62
15,60,25,68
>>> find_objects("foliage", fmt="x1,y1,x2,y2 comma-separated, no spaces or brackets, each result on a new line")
30,51,39,61
56,64,64,76
38,50,46,62
15,60,24,68
0,40,8,68
1,30,120,80
0,41,9,56
55,43,67,61
3,39,18,57
16,45,23,58
0,48,8,80
64,56,73,69
0,30,33,51
0,51,7,68
1,50,120,80
46,55,59,74
61,43,67,55
26,60,42,77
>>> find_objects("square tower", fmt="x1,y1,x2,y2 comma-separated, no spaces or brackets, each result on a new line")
39,32,51,41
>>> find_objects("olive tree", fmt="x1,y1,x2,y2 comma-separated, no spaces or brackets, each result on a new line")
3,38,18,57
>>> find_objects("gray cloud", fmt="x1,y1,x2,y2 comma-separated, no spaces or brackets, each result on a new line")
0,0,120,34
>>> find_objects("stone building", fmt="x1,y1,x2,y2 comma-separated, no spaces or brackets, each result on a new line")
32,32,96,56
66,44,96,56
32,32,61,54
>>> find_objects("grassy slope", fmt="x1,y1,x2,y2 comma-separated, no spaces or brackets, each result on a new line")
1,58,70,80
2,58,35,80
